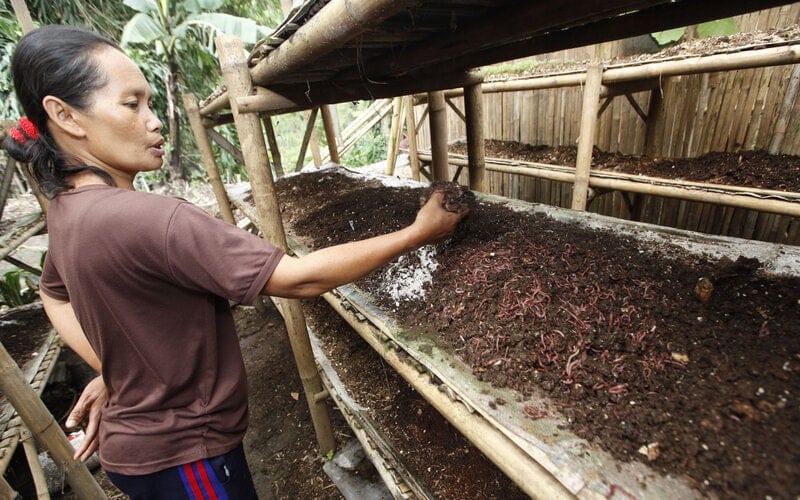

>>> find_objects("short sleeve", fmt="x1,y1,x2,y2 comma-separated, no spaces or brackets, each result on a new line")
164,203,284,304
39,252,69,301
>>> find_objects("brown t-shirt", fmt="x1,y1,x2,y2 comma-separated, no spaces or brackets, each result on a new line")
39,184,283,475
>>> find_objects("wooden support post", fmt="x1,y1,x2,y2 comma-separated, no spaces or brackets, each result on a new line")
572,63,603,211
464,81,485,192
262,117,285,178
309,114,323,168
185,93,267,313
428,91,449,182
183,93,236,225
0,342,106,498
385,97,404,176
298,108,320,171
320,105,340,164
216,35,335,456
404,97,421,181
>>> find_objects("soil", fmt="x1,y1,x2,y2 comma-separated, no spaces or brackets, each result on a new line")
273,168,800,500
450,140,800,193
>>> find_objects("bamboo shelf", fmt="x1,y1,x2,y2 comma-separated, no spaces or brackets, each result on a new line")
227,167,800,498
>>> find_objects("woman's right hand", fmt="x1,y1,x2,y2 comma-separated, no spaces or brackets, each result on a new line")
410,190,470,246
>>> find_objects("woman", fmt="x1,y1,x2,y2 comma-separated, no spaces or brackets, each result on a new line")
4,25,466,498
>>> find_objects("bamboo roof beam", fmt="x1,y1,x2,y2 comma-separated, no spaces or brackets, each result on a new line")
200,0,417,116
231,71,484,118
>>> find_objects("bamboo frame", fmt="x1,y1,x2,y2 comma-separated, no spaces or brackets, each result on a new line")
216,34,335,456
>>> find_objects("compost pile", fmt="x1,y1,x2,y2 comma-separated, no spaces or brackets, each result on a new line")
275,168,799,500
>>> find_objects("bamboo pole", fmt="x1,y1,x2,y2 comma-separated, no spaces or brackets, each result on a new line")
184,93,268,313
320,105,340,164
0,342,105,498
428,91,449,181
216,34,335,456
207,129,244,163
385,97,404,176
309,112,323,168
420,153,800,217
298,108,320,171
404,97,421,181
19,426,50,499
10,0,34,35
464,81,485,192
262,117,285,178
183,93,236,225
572,64,603,211
0,476,19,499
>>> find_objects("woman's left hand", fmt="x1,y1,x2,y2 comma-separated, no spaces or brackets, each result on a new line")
65,375,107,462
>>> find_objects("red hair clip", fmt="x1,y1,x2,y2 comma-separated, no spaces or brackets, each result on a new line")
8,117,39,145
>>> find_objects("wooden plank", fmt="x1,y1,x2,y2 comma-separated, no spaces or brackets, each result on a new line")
743,65,774,150
758,65,791,148
732,67,764,150
699,72,724,154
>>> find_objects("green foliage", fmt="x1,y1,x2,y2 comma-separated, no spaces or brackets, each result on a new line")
651,18,738,46
697,18,738,38
0,269,39,308
343,124,388,168
651,27,685,46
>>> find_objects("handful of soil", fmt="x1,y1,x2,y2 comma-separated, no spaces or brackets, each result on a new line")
420,181,476,213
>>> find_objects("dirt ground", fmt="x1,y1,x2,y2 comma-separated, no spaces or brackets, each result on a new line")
273,166,799,500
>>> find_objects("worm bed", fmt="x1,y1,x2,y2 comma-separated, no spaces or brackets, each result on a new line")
237,165,798,499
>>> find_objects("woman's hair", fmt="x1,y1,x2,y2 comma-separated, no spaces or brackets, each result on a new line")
3,25,119,198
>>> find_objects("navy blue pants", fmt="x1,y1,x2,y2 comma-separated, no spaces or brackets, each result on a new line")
105,444,258,499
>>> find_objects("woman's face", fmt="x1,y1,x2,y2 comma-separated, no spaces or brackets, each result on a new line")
74,46,165,183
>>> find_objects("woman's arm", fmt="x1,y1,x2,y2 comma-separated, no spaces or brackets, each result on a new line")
263,191,467,298
40,290,101,373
